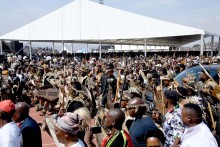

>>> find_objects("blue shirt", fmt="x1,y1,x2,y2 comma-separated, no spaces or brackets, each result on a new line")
129,116,158,147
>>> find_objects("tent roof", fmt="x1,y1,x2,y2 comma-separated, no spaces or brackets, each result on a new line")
0,0,219,46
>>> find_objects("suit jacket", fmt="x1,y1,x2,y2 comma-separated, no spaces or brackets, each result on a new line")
20,116,42,147
101,74,117,98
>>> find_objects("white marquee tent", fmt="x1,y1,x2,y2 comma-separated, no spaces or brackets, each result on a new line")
0,0,219,57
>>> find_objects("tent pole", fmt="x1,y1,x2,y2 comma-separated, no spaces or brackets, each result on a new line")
87,43,89,54
99,42,102,59
29,40,32,60
210,36,214,57
144,38,147,57
129,44,131,52
71,43,74,55
62,41,64,52
218,37,220,56
200,34,204,57
0,39,2,55
52,41,55,54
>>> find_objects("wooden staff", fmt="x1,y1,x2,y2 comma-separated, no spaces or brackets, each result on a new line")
118,69,128,109
208,102,216,129
114,71,121,103
63,65,66,108
59,65,66,113
186,54,188,76
160,79,165,115
217,68,220,85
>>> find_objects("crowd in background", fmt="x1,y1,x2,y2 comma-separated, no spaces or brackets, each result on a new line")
0,53,220,147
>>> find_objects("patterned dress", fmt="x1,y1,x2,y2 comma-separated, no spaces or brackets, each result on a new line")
163,105,185,147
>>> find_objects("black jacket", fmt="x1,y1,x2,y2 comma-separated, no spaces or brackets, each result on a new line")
100,74,117,98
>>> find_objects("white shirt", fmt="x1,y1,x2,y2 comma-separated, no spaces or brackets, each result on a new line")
0,121,22,147
70,139,85,147
181,122,218,147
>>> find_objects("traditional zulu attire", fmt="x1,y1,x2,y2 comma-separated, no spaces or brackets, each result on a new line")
42,71,53,87
8,73,20,102
100,72,117,107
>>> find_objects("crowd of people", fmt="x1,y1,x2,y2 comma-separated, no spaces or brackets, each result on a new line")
0,53,220,147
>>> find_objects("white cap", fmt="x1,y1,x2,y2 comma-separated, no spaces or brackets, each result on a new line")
18,55,22,60
23,56,28,60
46,56,51,61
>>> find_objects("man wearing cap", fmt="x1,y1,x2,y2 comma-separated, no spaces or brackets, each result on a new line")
0,100,22,147
163,90,185,147
100,63,117,108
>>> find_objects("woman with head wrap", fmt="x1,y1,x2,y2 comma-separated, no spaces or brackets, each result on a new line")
53,112,85,147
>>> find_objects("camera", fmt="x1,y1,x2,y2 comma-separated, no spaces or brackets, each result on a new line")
90,126,102,134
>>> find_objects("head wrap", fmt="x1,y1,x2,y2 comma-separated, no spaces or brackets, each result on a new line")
53,112,82,135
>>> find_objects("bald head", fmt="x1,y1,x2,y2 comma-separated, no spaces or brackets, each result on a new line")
107,108,125,128
128,97,144,105
15,102,29,117
127,97,147,117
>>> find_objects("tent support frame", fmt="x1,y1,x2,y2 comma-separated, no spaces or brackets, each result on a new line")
218,37,220,56
0,39,2,55
29,40,32,60
200,34,204,56
99,42,102,59
210,36,214,57
52,41,55,54
144,38,147,57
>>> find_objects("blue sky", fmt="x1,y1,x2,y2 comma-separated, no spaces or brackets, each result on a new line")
0,0,220,42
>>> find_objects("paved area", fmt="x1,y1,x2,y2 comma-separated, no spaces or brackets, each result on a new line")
29,107,56,147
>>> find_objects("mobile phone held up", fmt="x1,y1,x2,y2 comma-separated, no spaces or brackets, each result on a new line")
90,126,102,134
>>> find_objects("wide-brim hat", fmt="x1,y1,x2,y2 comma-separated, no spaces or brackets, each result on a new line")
176,86,188,98
106,63,114,71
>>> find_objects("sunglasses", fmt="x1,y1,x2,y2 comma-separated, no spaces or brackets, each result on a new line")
126,105,137,110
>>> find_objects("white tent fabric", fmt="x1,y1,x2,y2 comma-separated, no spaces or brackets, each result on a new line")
0,0,218,46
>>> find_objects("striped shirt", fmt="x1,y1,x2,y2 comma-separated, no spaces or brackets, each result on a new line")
102,130,133,147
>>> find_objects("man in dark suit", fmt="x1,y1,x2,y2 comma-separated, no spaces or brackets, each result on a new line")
100,63,117,108
13,102,42,147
